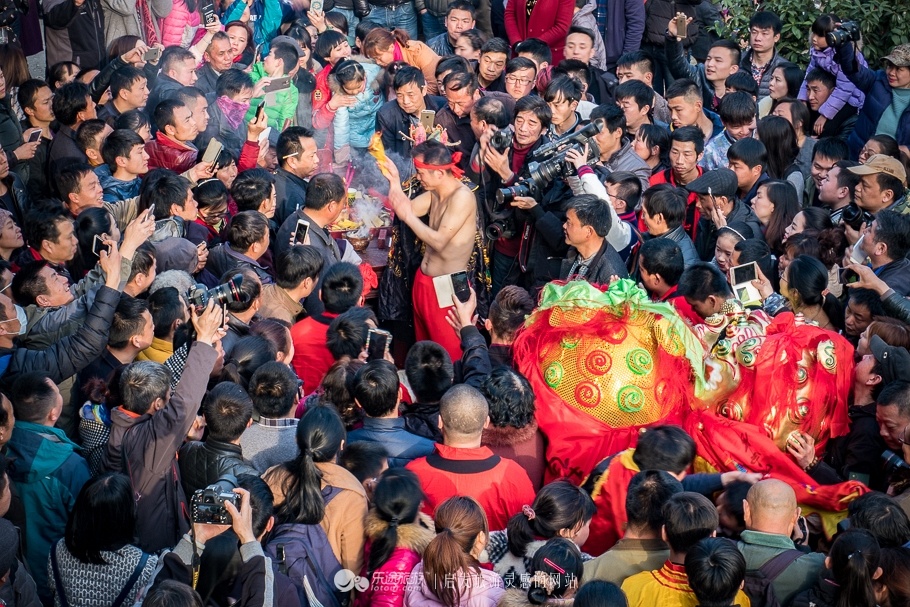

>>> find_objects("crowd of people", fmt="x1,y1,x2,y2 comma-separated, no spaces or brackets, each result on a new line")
0,0,906,605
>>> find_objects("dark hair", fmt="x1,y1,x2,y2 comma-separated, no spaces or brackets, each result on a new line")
876,172,907,203
733,239,775,286
725,71,759,97
685,538,747,607
220,335,276,390
481,367,535,428
471,96,510,129
368,468,425,574
828,529,881,607
527,538,584,604
110,65,146,100
543,74,583,105
727,137,768,170
47,61,79,90
626,469,684,532
590,102,626,136
115,109,151,134
109,295,150,350
506,479,595,557
785,255,844,331
75,119,108,155
806,67,836,92
153,98,188,134
678,262,734,302
144,580,204,607
249,319,292,361
314,29,349,62
640,238,685,286
320,262,363,313
864,134,901,159
435,55,471,80
101,128,145,169
203,382,253,442
750,10,782,33
231,168,274,213
277,126,314,169
147,286,185,339
52,81,90,126
759,180,800,254
710,39,742,65
774,97,811,136
513,95,552,130
405,341,454,403
275,245,323,290
339,440,387,482
514,38,552,65
215,68,253,98
663,492,719,553
756,116,799,180
352,359,399,418
306,172,345,211
633,425,695,473
226,211,269,252
639,123,670,163
874,210,910,261
248,361,299,418
354,19,381,45
276,405,346,524
393,65,426,89
442,70,479,96
718,91,757,127
506,56,537,77
813,136,851,164
192,178,228,214
616,49,654,74
847,287,886,319
11,260,51,307
10,372,57,425
641,184,686,228
64,473,137,565
567,193,612,237
614,79,654,112
140,169,192,218
665,79,702,106
480,36,510,57
326,307,376,360
878,547,910,606
605,171,642,214
17,78,50,112
23,206,69,251
270,42,299,75
573,581,628,607
669,125,705,155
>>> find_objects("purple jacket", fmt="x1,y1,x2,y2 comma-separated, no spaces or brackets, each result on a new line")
799,46,866,119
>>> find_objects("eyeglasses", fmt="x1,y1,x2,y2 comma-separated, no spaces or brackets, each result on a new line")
505,75,532,86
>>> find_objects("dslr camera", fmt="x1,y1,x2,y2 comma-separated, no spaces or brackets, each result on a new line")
191,474,240,524
841,202,873,232
187,274,245,311
494,121,603,208
826,21,861,47
489,128,513,154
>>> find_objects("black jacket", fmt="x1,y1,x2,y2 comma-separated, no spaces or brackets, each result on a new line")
694,200,763,261
43,0,105,70
877,257,910,297
47,124,88,186
147,75,186,128
17,120,51,201
0,285,119,392
273,167,308,227
376,95,447,176
808,402,887,492
195,63,220,98
648,225,699,268
178,438,259,499
276,209,341,316
559,239,629,286
205,243,274,287
0,171,29,227
643,0,701,47
434,91,514,172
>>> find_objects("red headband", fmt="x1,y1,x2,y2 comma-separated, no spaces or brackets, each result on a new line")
413,151,464,179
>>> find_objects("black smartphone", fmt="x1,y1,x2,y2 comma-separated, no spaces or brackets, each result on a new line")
451,271,470,303
839,267,859,285
92,235,111,257
294,218,310,244
27,130,41,143
255,101,265,121
200,0,216,25
366,328,392,361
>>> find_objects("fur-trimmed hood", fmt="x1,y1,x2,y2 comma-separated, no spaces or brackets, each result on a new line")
481,420,539,449
497,588,574,607
364,509,436,553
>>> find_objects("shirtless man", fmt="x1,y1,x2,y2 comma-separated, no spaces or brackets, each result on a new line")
383,140,478,361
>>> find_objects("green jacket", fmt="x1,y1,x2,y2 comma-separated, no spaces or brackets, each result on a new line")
5,421,91,602
245,62,299,132
737,530,825,606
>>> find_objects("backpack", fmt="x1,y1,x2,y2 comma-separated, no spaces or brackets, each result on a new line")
742,549,804,607
265,485,348,607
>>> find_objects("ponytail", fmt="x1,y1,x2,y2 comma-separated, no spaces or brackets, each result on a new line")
368,468,424,575
422,497,488,607
830,529,881,607
507,480,596,558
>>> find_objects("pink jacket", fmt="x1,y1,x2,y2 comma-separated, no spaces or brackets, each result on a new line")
354,512,435,607
158,0,199,48
403,562,504,607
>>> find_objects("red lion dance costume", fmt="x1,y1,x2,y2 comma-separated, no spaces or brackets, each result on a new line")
513,279,867,556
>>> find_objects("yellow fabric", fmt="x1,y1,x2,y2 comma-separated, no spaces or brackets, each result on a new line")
137,337,174,363
621,562,751,607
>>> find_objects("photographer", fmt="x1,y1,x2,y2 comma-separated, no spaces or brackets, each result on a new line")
836,36,910,158
466,96,512,218
474,96,552,294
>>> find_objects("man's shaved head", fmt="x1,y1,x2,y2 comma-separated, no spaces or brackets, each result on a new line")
439,384,489,438
743,479,799,535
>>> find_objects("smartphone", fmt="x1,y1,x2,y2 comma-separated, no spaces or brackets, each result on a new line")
676,13,688,38
294,218,310,244
729,262,757,287
839,267,859,285
27,129,41,143
253,42,264,65
200,0,216,25
202,138,223,165
255,101,265,121
310,0,323,10
264,76,292,93
142,47,162,62
92,235,111,257
419,109,436,132
366,328,392,362
451,271,471,303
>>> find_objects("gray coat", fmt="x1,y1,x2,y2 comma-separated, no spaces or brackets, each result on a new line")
571,0,608,72
100,0,169,47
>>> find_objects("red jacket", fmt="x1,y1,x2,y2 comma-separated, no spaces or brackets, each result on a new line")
290,311,339,394
647,167,704,242
406,443,535,532
145,134,198,175
504,0,574,65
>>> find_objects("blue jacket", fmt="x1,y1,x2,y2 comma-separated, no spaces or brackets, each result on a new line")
347,417,436,468
99,167,142,203
596,0,646,70
333,62,385,152
6,422,91,602
839,43,910,158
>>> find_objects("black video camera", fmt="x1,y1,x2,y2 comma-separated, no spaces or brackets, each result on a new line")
187,274,244,311
191,474,240,524
826,21,861,48
841,202,873,232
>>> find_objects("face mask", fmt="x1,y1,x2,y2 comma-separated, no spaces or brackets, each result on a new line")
13,305,26,335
